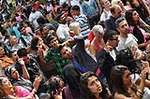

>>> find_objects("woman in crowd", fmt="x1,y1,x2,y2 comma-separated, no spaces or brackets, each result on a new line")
125,9,150,50
0,76,41,98
4,66,32,91
80,71,112,99
110,64,149,99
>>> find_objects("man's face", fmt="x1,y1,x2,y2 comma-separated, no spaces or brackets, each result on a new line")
109,35,119,48
71,10,78,18
60,46,72,59
101,0,111,9
114,6,123,18
118,20,129,35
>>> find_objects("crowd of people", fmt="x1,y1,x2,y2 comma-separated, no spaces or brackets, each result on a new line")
0,0,150,98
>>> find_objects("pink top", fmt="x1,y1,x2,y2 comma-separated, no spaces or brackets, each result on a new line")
15,86,35,99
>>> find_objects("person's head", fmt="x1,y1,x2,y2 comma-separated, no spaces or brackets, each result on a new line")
111,0,124,10
80,71,107,99
69,22,80,37
30,36,43,50
110,4,123,18
92,25,104,39
101,0,111,10
115,17,129,35
104,30,119,48
125,9,140,26
45,35,59,48
111,65,132,96
71,5,80,18
5,66,20,80
63,64,81,91
9,36,18,45
60,45,72,59
0,77,14,97
17,48,30,64
48,75,64,98
42,25,50,38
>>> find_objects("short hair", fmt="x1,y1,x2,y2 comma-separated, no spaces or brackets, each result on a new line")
17,48,28,58
69,22,80,35
104,30,118,43
71,5,80,11
92,25,104,36
110,4,120,14
115,17,126,28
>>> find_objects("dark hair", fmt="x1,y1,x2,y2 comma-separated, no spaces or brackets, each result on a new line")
44,34,57,46
80,71,108,99
110,65,130,97
4,66,14,78
48,75,64,99
104,30,118,43
63,64,81,94
30,37,39,50
71,5,80,12
115,17,126,28
17,48,28,58
125,9,139,26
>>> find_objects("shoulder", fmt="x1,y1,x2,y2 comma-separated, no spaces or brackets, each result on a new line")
114,92,131,99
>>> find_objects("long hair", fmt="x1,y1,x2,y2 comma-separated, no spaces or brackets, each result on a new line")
80,71,108,99
125,9,139,26
110,65,130,97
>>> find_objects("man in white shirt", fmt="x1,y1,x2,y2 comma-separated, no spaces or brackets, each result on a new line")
116,17,138,51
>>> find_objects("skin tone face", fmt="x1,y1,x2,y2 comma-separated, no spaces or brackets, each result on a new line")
132,11,140,22
10,36,17,45
60,46,72,59
1,77,14,95
101,0,111,10
122,70,132,89
87,76,102,95
109,35,119,48
114,6,123,18
118,20,129,35
11,68,20,80
49,38,59,48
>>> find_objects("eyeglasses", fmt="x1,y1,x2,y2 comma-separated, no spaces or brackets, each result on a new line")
110,37,118,41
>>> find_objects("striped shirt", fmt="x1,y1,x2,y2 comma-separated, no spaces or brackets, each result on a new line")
74,14,90,37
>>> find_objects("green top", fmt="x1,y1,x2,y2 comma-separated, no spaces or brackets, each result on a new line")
45,48,70,76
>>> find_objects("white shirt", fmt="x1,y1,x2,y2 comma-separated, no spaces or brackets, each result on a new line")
56,24,70,41
117,33,138,51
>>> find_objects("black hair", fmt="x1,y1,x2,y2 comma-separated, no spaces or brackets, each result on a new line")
71,5,80,12
17,48,28,58
80,71,109,99
110,65,130,97
104,30,118,43
115,17,126,28
30,36,39,50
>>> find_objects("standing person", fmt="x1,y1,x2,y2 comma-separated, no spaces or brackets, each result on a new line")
80,71,112,99
105,4,123,31
116,17,138,51
70,5,90,37
89,25,106,56
80,0,100,28
96,30,119,90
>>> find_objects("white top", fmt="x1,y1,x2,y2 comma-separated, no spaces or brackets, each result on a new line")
117,33,138,51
